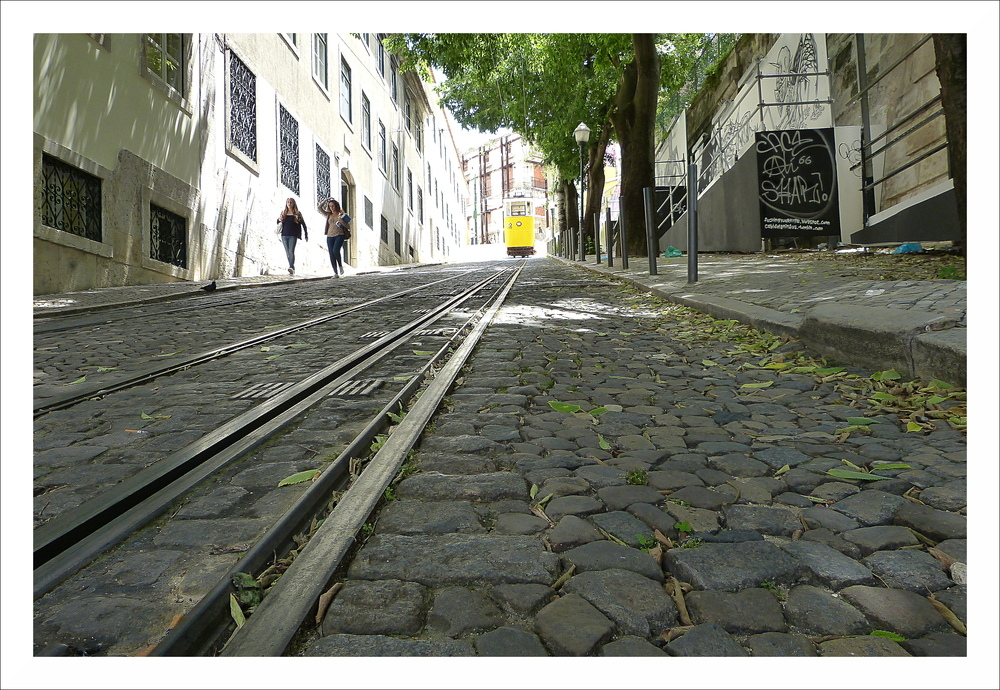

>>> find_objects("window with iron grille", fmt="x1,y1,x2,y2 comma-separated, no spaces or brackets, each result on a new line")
364,196,373,227
340,58,352,123
316,144,330,203
279,105,299,194
41,154,102,242
145,33,185,93
407,169,413,211
393,229,401,255
150,203,187,268
417,186,423,224
229,52,257,162
390,58,398,103
392,145,400,190
378,121,387,172
380,215,389,243
361,93,371,151
312,33,328,89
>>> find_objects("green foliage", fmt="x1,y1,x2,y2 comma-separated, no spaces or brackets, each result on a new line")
625,469,648,485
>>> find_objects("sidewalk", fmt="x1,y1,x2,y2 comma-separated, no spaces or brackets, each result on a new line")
553,252,967,387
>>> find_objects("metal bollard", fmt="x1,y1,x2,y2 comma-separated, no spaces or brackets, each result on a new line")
605,207,613,268
687,164,698,283
643,187,658,276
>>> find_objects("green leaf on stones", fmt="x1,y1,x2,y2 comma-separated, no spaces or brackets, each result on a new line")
260,346,270,352
589,407,608,416
96,366,116,372
815,366,846,375
674,521,693,533
870,392,896,401
278,469,320,487
530,484,538,499
412,350,434,356
906,421,924,432
548,401,582,413
141,412,153,419
926,395,949,405
869,630,907,641
872,369,902,381
265,354,281,361
870,463,912,471
68,375,87,385
926,379,955,391
702,360,717,367
154,352,179,357
774,464,790,476
845,417,881,425
740,381,774,389
598,434,612,450
826,468,883,481
230,593,246,629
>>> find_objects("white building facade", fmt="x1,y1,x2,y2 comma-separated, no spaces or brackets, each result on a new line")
33,33,469,295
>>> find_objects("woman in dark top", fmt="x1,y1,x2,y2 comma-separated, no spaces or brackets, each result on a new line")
277,197,308,275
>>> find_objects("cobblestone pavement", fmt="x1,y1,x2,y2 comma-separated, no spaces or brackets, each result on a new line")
294,259,970,660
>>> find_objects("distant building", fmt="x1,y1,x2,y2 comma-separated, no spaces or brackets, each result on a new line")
33,33,470,295
461,134,548,248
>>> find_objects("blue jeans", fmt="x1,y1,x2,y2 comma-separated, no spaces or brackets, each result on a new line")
326,235,345,275
281,235,297,269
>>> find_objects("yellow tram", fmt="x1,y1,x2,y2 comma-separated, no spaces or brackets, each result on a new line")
503,199,536,257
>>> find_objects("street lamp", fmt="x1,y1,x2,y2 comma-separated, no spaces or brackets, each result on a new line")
573,122,590,261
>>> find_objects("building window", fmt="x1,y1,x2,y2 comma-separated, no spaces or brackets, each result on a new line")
503,165,514,192
284,33,297,47
279,104,299,194
340,58,352,123
404,91,412,132
377,34,386,78
312,33,328,89
364,196,374,227
229,52,257,162
415,120,423,153
407,169,413,211
393,228,401,255
40,154,102,242
150,204,187,268
417,186,423,224
390,57,398,103
378,121,387,172
144,33,185,93
316,144,331,204
361,93,371,151
380,214,389,243
392,144,400,190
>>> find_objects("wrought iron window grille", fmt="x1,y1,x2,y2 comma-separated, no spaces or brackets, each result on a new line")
150,203,187,268
229,53,257,162
279,105,300,195
316,145,331,204
41,154,102,242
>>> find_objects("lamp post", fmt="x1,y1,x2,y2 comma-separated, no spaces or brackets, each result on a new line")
573,122,590,261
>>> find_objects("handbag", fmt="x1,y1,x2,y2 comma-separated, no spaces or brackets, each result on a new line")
337,213,352,240
275,222,282,236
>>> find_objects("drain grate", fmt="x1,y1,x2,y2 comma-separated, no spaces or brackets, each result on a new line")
327,378,383,397
231,382,294,400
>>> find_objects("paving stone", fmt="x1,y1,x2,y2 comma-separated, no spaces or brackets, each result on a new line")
417,452,503,475
562,568,678,637
534,593,615,656
861,550,954,593
347,534,560,586
685,588,787,634
573,465,627,489
560,540,664,582
663,541,807,592
377,500,486,535
539,476,593,497
493,512,549,535
800,506,860,533
783,584,871,637
893,502,967,541
667,486,731,511
35,596,176,655
840,525,920,556
933,539,967,564
303,634,474,656
427,586,504,637
152,518,270,549
547,515,605,552
708,453,770,477
780,468,830,494
488,584,556,616
753,446,812,469
646,469,704,490
899,631,968,657
665,622,749,657
810,482,861,502
321,580,428,635
745,632,818,656
588,511,655,548
839,586,949,638
916,481,966,512
689,529,764,544
174,486,250,518
599,636,668,656
661,502,721,537
773,492,816,508
546,495,606,521
694,467,736,486
779,540,877,590
474,626,549,656
829,490,906,526
596,484,664,511
626,503,677,536
818,636,910,657
34,445,109,468
396,471,528,502
799,528,862,559
724,505,801,536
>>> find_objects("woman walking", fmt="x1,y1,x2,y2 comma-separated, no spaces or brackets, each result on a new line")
277,197,308,275
318,197,350,277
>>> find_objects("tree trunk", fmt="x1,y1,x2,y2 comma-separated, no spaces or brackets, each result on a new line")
584,123,611,256
562,178,579,255
609,34,661,256
932,34,966,250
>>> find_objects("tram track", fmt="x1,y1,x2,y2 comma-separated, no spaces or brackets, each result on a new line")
33,262,525,657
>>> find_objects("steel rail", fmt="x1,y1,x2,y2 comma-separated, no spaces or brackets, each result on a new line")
220,262,524,656
33,267,515,598
150,265,522,656
33,268,484,417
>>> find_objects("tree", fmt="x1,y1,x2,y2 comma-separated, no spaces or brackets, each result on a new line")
932,34,966,249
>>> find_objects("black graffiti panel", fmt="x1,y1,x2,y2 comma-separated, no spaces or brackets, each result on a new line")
756,128,841,238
